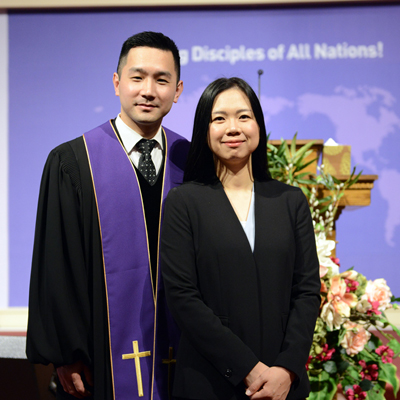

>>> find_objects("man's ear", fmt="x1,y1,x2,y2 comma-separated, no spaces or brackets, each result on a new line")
174,80,184,103
113,73,120,96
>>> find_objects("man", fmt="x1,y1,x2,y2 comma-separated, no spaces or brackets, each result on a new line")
26,31,189,400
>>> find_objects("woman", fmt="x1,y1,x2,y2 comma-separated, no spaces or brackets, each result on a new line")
160,77,320,400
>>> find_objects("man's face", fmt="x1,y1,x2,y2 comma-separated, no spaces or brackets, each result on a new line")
113,47,183,138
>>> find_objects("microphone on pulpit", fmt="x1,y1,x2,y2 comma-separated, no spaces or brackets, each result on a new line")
257,69,264,99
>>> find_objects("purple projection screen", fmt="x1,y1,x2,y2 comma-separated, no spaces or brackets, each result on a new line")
8,5,400,306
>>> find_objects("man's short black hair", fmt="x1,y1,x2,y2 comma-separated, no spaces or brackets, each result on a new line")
117,31,181,81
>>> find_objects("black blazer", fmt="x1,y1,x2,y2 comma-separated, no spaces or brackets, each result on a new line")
161,179,321,400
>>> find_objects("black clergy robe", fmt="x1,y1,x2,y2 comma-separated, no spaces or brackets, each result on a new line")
26,121,189,400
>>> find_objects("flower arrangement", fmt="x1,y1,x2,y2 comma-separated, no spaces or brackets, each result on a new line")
268,135,400,400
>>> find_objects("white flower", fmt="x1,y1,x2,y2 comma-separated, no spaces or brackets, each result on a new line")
315,232,340,276
321,302,344,331
356,299,372,314
362,278,392,311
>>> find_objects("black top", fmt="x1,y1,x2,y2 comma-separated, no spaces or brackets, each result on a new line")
27,137,112,399
161,180,321,400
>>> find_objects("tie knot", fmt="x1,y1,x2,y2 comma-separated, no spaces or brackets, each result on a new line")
137,139,157,155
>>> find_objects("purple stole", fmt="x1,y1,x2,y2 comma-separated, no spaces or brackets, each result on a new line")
83,121,184,399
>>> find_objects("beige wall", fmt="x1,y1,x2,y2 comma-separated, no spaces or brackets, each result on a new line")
0,0,390,11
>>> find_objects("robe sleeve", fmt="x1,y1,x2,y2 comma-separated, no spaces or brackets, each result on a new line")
26,143,92,368
272,189,321,380
161,187,259,387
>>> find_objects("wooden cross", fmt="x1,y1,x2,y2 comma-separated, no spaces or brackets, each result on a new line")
162,347,176,400
122,340,151,397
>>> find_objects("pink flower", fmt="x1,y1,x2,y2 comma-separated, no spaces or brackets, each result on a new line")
375,345,394,363
327,275,358,317
367,300,381,316
346,385,367,400
362,279,392,312
331,256,340,266
316,343,336,362
359,360,378,380
340,321,371,356
344,278,359,293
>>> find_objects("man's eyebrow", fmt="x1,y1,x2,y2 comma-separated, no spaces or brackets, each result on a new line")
127,67,172,78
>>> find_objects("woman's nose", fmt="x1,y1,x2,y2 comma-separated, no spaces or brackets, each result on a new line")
226,120,241,135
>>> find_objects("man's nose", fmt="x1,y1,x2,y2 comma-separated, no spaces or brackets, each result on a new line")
141,78,156,98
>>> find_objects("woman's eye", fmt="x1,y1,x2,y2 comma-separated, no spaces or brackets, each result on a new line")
213,116,224,122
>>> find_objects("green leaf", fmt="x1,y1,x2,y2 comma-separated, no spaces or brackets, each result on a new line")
368,334,382,350
337,360,350,373
365,381,386,400
379,318,400,337
388,338,400,354
293,157,318,172
323,361,337,374
294,171,310,180
293,140,316,164
308,372,338,400
379,362,399,396
296,178,316,185
290,132,297,158
360,379,374,391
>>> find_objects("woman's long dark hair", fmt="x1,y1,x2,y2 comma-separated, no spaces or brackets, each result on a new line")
183,77,271,184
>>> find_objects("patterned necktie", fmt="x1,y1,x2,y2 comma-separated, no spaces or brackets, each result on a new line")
136,139,157,186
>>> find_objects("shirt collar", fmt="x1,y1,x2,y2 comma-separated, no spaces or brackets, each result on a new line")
115,114,164,154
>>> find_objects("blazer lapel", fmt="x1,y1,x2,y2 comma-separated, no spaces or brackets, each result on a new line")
214,181,255,255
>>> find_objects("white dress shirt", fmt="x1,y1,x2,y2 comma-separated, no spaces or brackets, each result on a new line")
115,115,164,174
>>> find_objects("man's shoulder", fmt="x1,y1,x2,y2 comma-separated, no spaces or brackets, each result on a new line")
50,120,113,155
83,120,114,137
162,126,190,170
162,126,189,143
50,136,84,158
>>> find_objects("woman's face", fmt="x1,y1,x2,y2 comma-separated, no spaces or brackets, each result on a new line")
208,88,259,167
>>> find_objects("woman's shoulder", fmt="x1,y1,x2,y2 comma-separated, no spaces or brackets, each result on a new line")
170,181,218,194
167,181,220,207
257,179,303,194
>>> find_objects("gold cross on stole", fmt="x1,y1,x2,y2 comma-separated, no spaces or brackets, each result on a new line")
162,347,176,400
122,340,151,397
